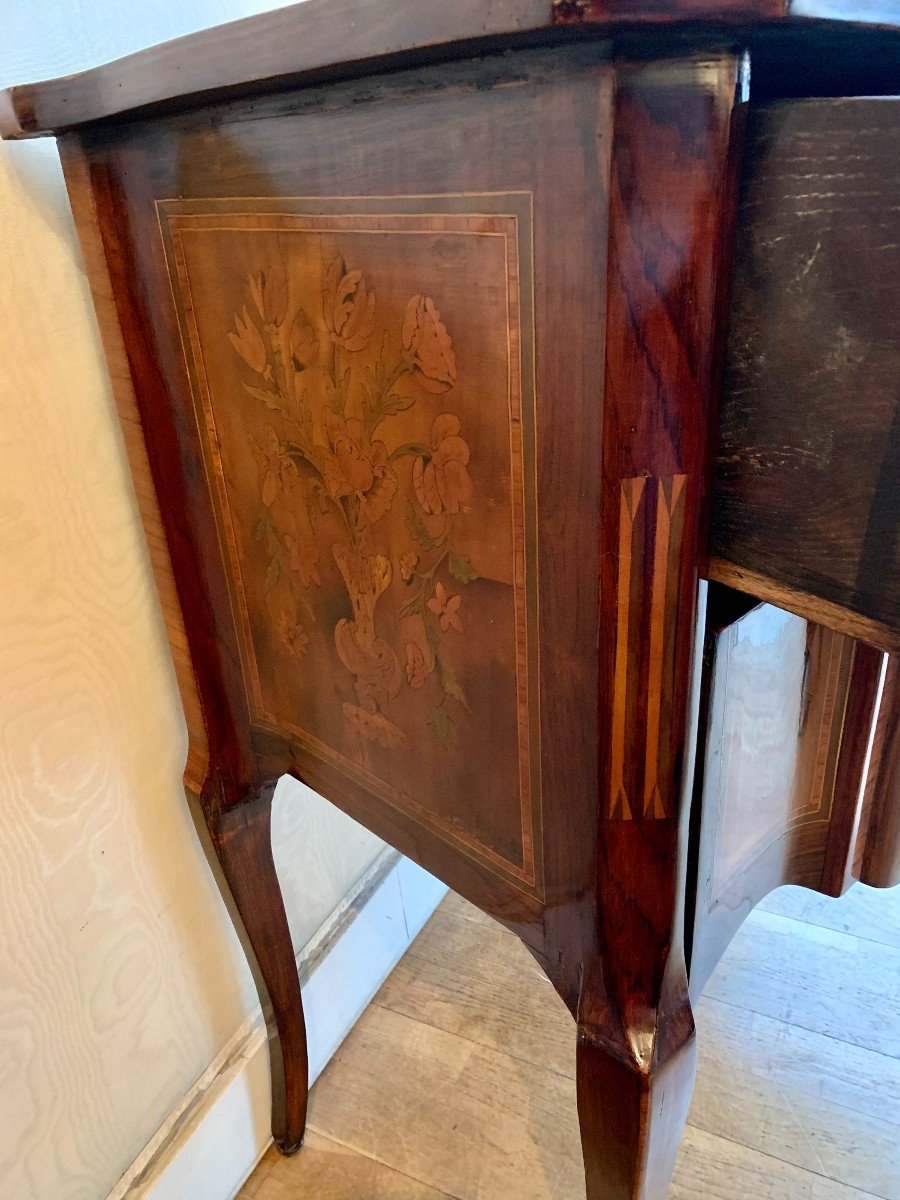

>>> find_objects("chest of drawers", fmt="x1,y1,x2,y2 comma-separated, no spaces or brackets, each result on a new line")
4,3,897,1195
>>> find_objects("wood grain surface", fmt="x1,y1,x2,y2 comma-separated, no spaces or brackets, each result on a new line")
711,97,900,652
560,50,748,1200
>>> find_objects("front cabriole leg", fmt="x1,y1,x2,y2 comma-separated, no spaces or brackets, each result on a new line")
575,52,748,1198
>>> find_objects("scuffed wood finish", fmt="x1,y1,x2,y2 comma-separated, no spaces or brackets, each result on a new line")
554,0,900,19
707,559,899,653
710,97,900,654
3,0,900,139
578,53,745,1200
0,0,546,138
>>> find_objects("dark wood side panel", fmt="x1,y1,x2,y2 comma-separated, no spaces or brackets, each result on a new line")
73,47,616,958
710,97,900,653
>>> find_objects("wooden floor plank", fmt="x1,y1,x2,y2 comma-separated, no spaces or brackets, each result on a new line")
307,1003,585,1200
240,882,899,1199
672,1127,884,1200
374,905,574,1078
759,884,900,950
238,1130,456,1198
703,908,900,1057
697,998,900,1126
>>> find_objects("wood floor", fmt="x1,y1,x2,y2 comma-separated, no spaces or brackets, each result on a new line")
239,882,900,1200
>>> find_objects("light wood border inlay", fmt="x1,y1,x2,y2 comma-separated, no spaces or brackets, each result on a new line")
157,194,544,896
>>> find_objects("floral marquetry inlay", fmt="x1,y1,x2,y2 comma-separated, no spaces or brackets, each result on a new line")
158,197,541,892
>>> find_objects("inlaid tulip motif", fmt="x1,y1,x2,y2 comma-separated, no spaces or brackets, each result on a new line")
230,252,479,751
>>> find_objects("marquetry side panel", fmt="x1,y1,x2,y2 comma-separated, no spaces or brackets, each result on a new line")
156,195,541,894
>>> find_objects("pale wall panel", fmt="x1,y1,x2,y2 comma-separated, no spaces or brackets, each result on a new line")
0,4,386,1199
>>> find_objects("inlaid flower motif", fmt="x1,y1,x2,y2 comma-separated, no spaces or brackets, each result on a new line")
229,307,269,376
324,256,376,351
428,581,463,633
276,609,309,658
412,413,473,516
290,307,319,371
284,533,321,589
252,426,297,508
252,427,321,586
399,550,419,582
341,702,406,749
235,246,478,753
320,410,397,523
405,642,430,688
249,267,288,327
401,295,457,393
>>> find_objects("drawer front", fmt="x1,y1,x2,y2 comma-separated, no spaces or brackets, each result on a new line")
711,97,900,652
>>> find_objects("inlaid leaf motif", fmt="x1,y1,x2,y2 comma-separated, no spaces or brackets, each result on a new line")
427,705,458,750
449,552,478,585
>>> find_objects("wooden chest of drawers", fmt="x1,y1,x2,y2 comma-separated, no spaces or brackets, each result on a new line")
4,3,897,1196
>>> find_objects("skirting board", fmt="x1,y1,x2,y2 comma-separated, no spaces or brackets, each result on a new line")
107,849,448,1200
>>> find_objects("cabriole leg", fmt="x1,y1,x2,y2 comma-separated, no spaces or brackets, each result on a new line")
197,778,308,1154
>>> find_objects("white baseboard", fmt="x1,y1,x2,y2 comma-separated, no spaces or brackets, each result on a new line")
107,850,447,1200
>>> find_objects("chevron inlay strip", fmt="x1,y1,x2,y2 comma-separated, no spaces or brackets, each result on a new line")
608,473,688,820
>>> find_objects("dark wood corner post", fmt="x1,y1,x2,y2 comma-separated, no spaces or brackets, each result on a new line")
576,53,747,1199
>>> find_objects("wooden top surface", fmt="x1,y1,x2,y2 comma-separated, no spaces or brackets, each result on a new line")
2,0,898,139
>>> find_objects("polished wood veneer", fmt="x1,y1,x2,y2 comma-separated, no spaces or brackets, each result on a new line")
5,3,898,1197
